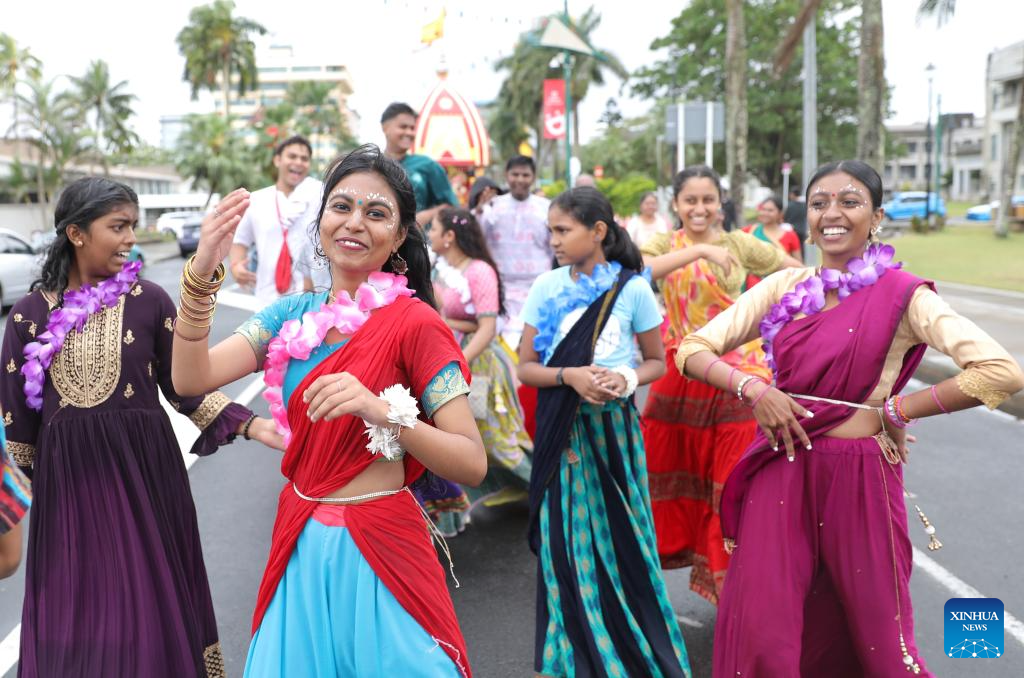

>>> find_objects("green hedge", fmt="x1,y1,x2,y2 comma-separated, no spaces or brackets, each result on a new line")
541,173,658,220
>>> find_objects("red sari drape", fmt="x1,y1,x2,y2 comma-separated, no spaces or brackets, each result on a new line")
251,296,472,675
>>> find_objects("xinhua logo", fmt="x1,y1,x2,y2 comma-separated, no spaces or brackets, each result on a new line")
944,598,1004,659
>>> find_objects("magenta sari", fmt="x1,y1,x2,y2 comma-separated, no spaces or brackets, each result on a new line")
714,269,937,677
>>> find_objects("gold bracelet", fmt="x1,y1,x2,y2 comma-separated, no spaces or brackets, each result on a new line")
183,256,226,294
178,290,216,317
175,310,213,329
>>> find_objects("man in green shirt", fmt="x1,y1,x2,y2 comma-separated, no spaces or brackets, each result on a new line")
381,102,459,226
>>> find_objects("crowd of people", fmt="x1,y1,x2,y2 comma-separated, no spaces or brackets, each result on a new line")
1,97,1022,678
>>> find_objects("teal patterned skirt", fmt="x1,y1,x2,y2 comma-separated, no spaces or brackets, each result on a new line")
536,399,691,677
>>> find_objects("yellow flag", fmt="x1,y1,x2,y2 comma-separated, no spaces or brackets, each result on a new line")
421,8,446,45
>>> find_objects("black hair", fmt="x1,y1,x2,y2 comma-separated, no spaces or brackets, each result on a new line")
436,207,506,317
275,135,312,157
805,160,884,210
380,102,417,124
639,191,658,206
311,144,435,308
789,186,801,197
505,155,535,174
759,194,784,212
551,187,643,272
32,176,138,303
672,165,722,200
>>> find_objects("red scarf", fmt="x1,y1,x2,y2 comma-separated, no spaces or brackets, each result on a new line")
274,192,293,294
251,296,472,675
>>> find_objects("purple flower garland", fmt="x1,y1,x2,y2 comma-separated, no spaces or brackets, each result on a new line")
759,243,901,371
21,261,143,410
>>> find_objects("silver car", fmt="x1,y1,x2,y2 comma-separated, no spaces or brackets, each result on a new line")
0,228,39,309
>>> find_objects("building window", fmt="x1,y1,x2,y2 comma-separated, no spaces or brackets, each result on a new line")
259,82,288,91
292,66,321,73
899,165,917,180
906,141,917,153
260,67,287,73
991,133,1000,160
326,66,345,72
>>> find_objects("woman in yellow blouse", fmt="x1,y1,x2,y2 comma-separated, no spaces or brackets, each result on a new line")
639,165,799,604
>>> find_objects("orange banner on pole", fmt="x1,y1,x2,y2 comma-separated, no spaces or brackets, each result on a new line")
543,79,566,140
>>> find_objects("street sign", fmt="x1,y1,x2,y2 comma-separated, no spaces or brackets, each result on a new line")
666,103,725,144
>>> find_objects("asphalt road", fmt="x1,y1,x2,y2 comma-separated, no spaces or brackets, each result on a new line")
1,250,1022,677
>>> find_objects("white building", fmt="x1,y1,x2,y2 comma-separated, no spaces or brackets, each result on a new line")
883,123,930,192
983,40,1024,198
944,114,984,202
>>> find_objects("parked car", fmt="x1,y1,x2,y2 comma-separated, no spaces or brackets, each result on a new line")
882,192,946,221
156,210,203,240
128,244,146,275
965,196,1024,221
178,216,203,257
0,228,39,309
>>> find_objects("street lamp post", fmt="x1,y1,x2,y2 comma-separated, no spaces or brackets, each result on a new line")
924,63,936,225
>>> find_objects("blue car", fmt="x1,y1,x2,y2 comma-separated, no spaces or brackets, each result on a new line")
882,192,946,221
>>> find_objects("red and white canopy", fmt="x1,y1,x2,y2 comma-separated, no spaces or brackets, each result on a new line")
414,76,491,168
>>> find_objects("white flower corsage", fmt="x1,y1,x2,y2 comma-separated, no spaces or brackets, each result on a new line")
364,385,420,460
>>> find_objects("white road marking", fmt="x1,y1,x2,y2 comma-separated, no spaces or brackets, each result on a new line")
217,288,261,312
0,377,266,676
913,546,1024,648
0,624,19,676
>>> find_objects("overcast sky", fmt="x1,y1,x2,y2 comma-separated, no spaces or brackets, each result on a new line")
2,0,1021,157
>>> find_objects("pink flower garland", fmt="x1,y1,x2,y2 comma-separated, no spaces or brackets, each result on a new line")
21,261,143,411
262,272,414,445
759,243,902,371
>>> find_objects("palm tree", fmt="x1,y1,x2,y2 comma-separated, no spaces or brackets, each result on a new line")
919,0,1021,239
174,113,259,206
287,80,353,166
725,0,748,219
176,0,266,118
857,0,885,166
68,59,139,174
0,33,42,164
493,7,626,174
14,76,86,223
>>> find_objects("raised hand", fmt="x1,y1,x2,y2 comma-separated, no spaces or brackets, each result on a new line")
193,188,250,278
230,256,257,287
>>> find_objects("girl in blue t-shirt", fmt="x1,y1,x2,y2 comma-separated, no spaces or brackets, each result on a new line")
518,187,691,677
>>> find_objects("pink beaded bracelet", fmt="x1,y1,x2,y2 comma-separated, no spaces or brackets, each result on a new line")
749,382,771,410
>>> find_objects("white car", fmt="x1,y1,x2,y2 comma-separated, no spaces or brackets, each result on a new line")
155,211,203,240
0,228,39,308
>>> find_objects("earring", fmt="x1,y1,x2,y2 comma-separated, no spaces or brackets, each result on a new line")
390,251,408,275
444,242,450,249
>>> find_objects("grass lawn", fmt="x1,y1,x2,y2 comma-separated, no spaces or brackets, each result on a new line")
888,225,1024,292
945,200,973,219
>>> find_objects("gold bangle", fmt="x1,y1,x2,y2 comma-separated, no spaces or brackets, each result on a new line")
175,310,213,329
178,296,216,320
183,256,226,294
178,290,216,315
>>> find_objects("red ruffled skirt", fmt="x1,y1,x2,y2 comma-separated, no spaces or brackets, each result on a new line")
641,347,758,605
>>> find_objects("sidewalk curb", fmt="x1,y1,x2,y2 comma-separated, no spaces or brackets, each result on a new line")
913,356,1024,420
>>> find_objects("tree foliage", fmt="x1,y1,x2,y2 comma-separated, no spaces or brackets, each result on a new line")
632,0,863,189
68,59,140,173
174,113,261,206
176,0,266,117
491,8,627,171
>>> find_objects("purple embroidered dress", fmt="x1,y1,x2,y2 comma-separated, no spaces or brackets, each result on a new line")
0,280,250,678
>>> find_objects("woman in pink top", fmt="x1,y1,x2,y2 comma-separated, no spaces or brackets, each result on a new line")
428,208,533,512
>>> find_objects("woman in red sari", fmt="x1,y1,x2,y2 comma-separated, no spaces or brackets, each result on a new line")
681,160,1023,676
172,145,486,677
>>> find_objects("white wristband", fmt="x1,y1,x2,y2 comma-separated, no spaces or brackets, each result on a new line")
364,385,419,460
611,365,639,398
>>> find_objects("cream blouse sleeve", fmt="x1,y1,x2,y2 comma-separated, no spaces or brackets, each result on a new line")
674,268,813,375
906,287,1024,409
640,231,671,258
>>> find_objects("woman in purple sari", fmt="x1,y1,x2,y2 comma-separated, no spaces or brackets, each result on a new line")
0,178,283,677
676,160,1023,676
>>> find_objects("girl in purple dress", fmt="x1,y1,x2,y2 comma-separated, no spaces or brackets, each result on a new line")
0,177,283,677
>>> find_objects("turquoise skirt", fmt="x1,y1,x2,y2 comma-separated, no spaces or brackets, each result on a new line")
244,511,461,677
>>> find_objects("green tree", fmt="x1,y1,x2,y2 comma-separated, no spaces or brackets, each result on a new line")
13,75,87,220
580,106,665,182
176,0,266,118
0,33,42,165
633,0,862,190
174,113,259,206
68,59,139,174
492,8,627,173
286,80,355,166
919,0,1020,239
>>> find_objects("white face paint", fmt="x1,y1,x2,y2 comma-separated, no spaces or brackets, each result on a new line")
327,187,399,230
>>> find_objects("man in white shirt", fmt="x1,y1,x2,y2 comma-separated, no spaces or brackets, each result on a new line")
230,135,323,308
479,155,552,348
